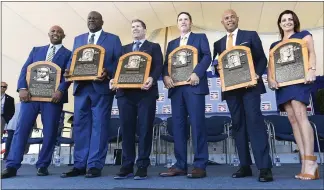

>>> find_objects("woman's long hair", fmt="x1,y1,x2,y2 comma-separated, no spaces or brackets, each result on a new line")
277,10,300,39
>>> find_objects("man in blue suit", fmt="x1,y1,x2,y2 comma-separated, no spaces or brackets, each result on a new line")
159,12,211,178
1,25,71,178
112,19,163,180
213,9,273,182
61,11,122,178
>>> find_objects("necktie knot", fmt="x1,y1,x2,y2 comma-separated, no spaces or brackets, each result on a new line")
46,45,56,61
89,34,95,44
229,33,233,38
134,41,142,51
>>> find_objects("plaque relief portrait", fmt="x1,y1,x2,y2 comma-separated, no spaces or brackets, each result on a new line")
33,67,53,83
224,51,243,69
78,48,95,62
173,50,191,68
124,55,144,70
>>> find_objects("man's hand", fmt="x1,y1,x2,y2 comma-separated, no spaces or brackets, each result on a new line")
187,73,199,86
305,69,316,84
95,68,109,81
109,78,118,91
19,89,31,102
51,90,63,103
141,77,153,90
163,76,175,89
255,74,260,80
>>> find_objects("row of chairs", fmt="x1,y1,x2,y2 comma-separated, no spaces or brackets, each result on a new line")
2,115,323,166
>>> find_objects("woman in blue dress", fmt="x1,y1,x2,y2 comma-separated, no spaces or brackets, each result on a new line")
268,10,318,180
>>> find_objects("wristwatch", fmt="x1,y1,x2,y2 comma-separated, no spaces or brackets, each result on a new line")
309,67,316,71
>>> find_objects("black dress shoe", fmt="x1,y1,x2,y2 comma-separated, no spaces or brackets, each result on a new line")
114,167,134,179
258,168,273,182
1,167,17,179
85,168,101,178
61,167,86,178
134,167,147,180
37,167,49,176
232,166,252,178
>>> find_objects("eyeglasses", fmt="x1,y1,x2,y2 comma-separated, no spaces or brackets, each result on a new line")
1,86,7,88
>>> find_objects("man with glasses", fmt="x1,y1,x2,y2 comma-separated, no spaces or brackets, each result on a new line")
1,82,15,139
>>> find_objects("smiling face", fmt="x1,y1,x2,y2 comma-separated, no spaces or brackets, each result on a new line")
177,13,192,33
279,13,295,33
131,21,146,40
1,82,7,94
221,9,239,33
48,25,65,45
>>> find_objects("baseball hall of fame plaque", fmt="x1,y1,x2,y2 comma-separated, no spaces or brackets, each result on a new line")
269,39,309,87
114,52,152,88
218,46,257,92
67,44,105,81
26,61,61,102
168,45,198,86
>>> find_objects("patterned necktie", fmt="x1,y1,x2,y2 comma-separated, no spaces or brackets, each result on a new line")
180,36,188,46
134,41,142,51
46,46,56,62
227,33,234,49
89,34,95,44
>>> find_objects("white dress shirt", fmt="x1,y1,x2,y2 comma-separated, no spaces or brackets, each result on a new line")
226,28,239,49
88,29,103,45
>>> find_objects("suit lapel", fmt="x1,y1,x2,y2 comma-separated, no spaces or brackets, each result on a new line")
41,45,50,61
186,32,195,46
125,43,133,53
175,37,181,47
97,31,107,46
139,40,149,52
52,46,65,63
83,33,89,45
235,29,243,46
221,36,227,52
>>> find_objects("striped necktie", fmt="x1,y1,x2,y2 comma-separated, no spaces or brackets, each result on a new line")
134,41,142,51
46,46,56,62
89,34,95,44
180,36,188,46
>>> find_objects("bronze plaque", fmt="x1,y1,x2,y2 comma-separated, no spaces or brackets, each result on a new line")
269,39,309,87
114,52,152,88
26,61,61,102
168,45,198,86
67,44,105,81
218,46,257,92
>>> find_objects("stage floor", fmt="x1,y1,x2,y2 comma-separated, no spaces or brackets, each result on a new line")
1,163,323,189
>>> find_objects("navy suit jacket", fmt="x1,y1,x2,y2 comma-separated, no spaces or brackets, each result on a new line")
17,45,72,103
2,94,15,124
213,29,267,98
116,40,163,99
162,32,212,98
67,31,122,95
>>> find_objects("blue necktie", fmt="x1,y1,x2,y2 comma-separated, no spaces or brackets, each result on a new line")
134,41,142,51
89,34,95,44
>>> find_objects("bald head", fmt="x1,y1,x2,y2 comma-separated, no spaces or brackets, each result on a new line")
48,25,65,45
1,82,8,94
87,11,104,33
221,9,239,33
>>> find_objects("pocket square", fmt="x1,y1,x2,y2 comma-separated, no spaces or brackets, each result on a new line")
240,42,249,45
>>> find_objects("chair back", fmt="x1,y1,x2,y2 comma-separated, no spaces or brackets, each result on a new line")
206,116,231,136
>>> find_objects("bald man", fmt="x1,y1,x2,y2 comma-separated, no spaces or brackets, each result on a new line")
62,11,122,178
1,82,15,138
1,25,72,178
213,10,273,182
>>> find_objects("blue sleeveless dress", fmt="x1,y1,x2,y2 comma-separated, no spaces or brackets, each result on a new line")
269,30,313,110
